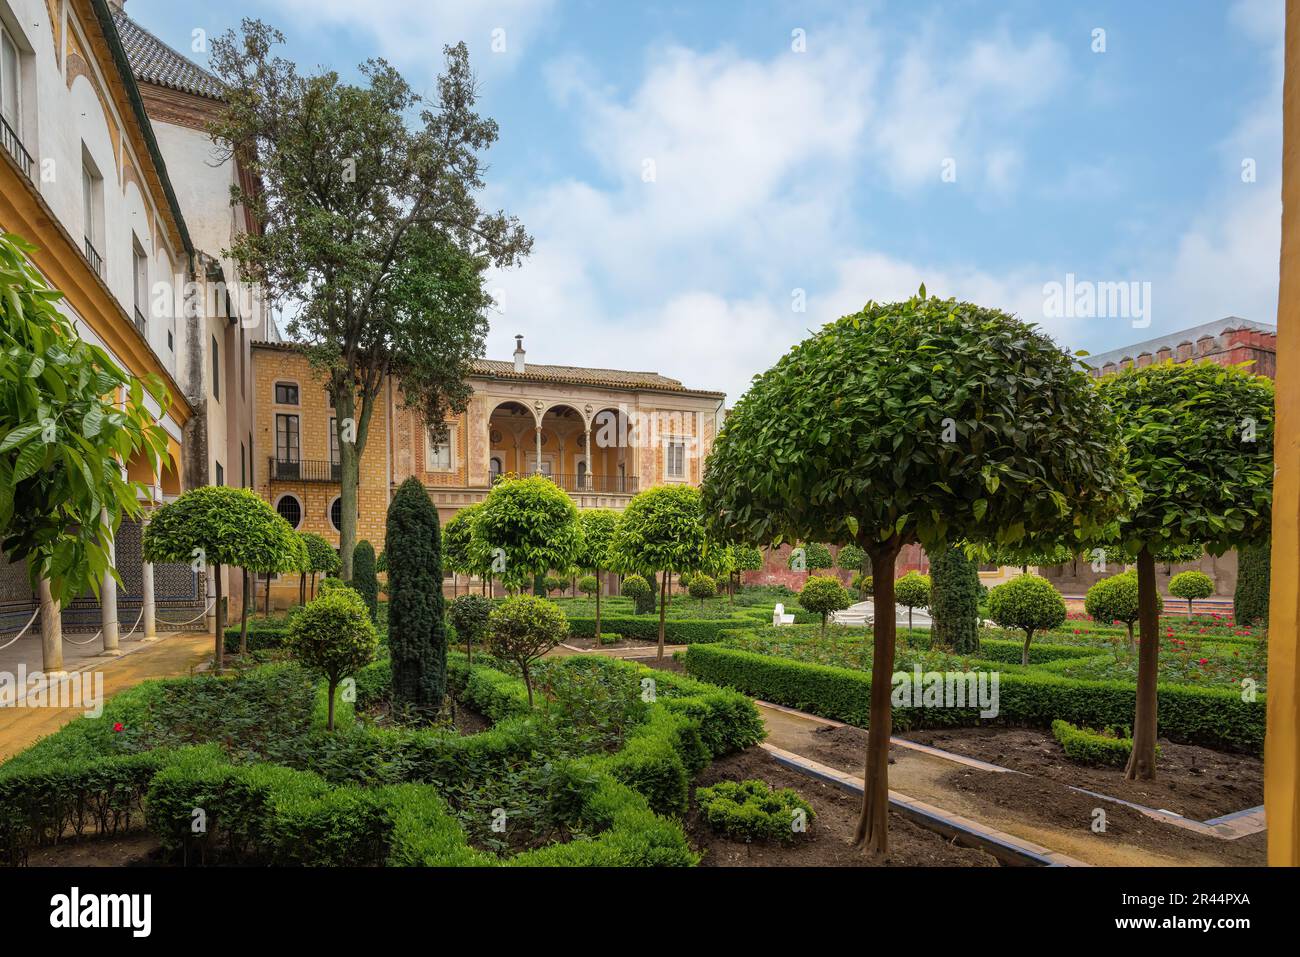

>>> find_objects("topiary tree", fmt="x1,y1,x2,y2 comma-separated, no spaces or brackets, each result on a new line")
1168,570,1214,619
442,507,474,599
929,546,980,653
1084,570,1159,652
611,485,708,662
352,540,379,622
578,509,619,642
788,542,833,573
449,593,492,666
894,572,931,632
987,574,1067,665
469,475,580,595
288,587,379,729
299,532,340,602
1234,539,1270,626
486,594,568,706
851,573,873,599
798,575,851,636
621,573,653,615
731,543,765,595
542,574,567,596
702,290,1128,855
689,572,717,609
1098,361,1273,780
836,542,867,577
143,487,299,671
386,477,448,718
578,575,599,597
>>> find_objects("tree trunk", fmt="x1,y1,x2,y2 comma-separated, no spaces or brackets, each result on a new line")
1125,547,1160,780
853,541,900,855
327,677,337,731
299,572,306,606
595,573,603,644
264,571,272,616
657,571,669,663
239,568,250,655
523,663,534,708
1187,598,1194,618
214,564,225,673
1125,620,1135,654
1022,629,1032,666
311,572,317,600
333,385,375,582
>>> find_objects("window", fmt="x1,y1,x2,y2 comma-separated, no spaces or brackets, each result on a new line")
665,439,687,480
330,497,343,533
489,457,503,483
425,426,453,471
577,460,588,487
276,495,303,529
131,237,148,334
210,335,220,401
240,442,246,488
275,382,299,405
215,461,224,487
1,26,19,135
276,413,300,462
329,417,341,466
81,157,102,274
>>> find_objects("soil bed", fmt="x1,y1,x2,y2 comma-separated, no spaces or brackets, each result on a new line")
687,748,999,867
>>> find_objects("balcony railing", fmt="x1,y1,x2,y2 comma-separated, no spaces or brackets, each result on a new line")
83,237,104,278
509,472,637,494
133,306,147,336
0,114,33,178
269,458,341,483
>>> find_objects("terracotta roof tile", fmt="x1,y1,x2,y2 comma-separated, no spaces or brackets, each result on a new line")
113,10,225,102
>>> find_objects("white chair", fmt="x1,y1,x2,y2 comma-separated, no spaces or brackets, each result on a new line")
772,602,796,626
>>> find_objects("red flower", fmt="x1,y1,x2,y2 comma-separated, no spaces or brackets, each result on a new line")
1198,658,1208,666
112,722,124,733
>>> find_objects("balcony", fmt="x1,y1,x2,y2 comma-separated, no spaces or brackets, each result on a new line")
83,237,104,278
268,457,341,483
134,306,147,336
0,115,33,178
495,471,638,495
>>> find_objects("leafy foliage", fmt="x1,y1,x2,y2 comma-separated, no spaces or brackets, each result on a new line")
986,574,1067,664
144,487,299,574
621,574,654,614
732,545,765,573
689,573,718,605
469,475,580,591
788,542,833,571
1168,570,1214,613
486,594,569,706
288,588,380,729
448,594,493,657
578,575,599,596
611,485,708,577
696,778,815,843
352,540,379,621
386,478,447,717
1234,539,1270,626
578,509,619,573
797,575,851,634
836,543,867,573
928,546,980,653
0,234,173,601
300,533,341,574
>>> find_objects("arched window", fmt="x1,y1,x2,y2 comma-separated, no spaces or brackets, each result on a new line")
330,496,343,533
276,494,302,529
490,456,503,483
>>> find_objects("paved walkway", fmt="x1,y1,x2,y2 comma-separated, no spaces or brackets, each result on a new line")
0,631,213,762
832,600,933,628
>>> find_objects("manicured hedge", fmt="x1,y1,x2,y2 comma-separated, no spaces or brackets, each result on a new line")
683,644,1265,753
975,639,1106,665
1050,719,1154,767
566,614,765,645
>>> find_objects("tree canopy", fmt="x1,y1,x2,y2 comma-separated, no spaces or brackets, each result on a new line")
469,475,580,592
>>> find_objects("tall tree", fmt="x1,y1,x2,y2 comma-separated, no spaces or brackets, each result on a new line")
352,540,380,622
578,509,620,643
702,291,1128,854
1097,362,1273,780
0,234,171,603
208,22,531,579
385,478,448,717
468,475,580,595
929,546,981,653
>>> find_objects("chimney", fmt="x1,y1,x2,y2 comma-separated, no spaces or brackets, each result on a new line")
513,335,526,373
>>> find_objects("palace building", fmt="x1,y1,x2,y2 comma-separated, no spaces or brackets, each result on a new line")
252,337,726,606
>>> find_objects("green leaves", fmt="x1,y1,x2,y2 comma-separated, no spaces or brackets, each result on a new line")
468,475,580,590
610,485,708,576
143,487,301,572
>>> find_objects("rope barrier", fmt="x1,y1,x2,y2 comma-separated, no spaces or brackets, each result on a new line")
0,608,40,652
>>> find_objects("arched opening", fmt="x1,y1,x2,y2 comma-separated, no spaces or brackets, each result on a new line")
487,401,533,479
590,406,635,493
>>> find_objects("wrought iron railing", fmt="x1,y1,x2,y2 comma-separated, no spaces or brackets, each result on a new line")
0,114,33,178
84,237,104,277
546,472,638,494
134,306,147,335
268,457,341,483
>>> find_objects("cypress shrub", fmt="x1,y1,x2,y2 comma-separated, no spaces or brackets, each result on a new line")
353,540,380,623
1234,539,1270,626
929,546,980,653
386,478,447,717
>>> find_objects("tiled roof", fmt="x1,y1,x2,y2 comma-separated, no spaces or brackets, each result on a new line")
1084,317,1276,368
250,341,724,397
112,10,225,101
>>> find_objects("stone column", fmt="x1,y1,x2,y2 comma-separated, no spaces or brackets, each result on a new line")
205,565,217,636
99,508,120,655
38,578,65,675
534,425,542,475
585,424,593,490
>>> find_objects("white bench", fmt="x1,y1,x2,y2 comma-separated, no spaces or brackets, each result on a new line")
772,602,796,626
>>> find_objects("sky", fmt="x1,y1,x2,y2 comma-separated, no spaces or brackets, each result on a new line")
124,0,1285,405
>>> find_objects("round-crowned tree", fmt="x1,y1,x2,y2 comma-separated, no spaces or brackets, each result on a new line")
1168,570,1214,618
143,486,299,671
288,587,379,730
987,574,1067,665
352,540,379,622
486,594,568,706
449,593,493,666
621,573,654,614
299,532,340,602
852,574,874,599
542,574,567,596
1099,361,1273,780
1084,570,1161,651
689,572,717,608
788,542,833,574
385,477,447,718
701,291,1128,855
578,574,599,596
929,546,981,653
469,475,580,595
442,506,474,599
894,572,931,632
610,485,708,662
837,542,868,578
731,544,765,595
579,509,620,642
1234,539,1270,626
798,575,851,636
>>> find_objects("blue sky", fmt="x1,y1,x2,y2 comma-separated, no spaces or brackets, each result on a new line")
124,0,1284,403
